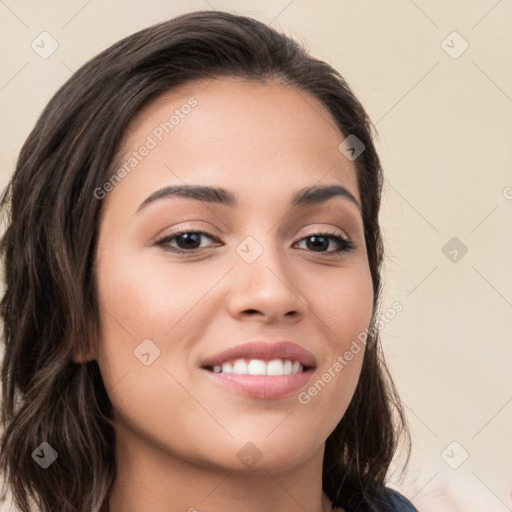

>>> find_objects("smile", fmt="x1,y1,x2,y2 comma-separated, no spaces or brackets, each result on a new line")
209,358,304,376
200,340,317,399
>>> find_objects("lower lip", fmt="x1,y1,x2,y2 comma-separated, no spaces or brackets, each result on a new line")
202,369,314,399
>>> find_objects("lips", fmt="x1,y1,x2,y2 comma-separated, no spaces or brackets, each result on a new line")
200,341,317,399
200,341,317,369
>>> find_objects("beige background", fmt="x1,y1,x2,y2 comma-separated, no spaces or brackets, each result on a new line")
1,1,511,511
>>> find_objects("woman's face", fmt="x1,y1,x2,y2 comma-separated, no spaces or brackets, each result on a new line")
91,78,374,473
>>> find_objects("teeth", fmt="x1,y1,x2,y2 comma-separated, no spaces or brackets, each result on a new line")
267,359,284,375
232,359,248,374
220,362,232,373
215,358,304,376
247,359,266,375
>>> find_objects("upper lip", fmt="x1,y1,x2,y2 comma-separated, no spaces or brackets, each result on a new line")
201,341,317,369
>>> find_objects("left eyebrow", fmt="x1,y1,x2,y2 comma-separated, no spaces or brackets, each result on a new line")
136,184,361,214
292,184,361,213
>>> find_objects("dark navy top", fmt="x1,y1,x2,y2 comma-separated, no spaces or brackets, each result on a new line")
334,487,419,511
377,488,418,511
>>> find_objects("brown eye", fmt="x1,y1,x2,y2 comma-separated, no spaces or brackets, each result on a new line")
155,230,220,253
295,231,355,254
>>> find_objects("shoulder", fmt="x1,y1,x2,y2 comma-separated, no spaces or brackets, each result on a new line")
373,487,419,511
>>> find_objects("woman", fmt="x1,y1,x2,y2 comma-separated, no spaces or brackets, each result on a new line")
0,10,418,512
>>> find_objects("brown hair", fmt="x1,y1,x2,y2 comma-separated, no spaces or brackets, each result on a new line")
0,10,410,512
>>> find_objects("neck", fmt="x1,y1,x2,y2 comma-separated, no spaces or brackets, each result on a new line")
108,421,333,512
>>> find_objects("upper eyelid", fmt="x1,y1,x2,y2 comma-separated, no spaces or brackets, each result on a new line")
157,227,352,245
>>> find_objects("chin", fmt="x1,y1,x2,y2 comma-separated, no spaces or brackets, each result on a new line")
216,434,321,474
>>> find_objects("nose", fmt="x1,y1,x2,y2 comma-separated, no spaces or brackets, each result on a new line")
227,238,307,324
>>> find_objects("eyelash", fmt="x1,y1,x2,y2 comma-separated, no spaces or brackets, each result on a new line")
154,227,355,256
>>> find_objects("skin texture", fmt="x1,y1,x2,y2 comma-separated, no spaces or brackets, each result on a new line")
87,78,373,512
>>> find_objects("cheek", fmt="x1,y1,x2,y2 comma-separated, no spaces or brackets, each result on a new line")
93,248,229,391
317,260,374,347
299,262,374,425
93,254,224,455
94,247,216,336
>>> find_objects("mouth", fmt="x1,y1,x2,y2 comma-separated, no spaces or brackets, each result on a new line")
203,358,309,376
200,341,316,399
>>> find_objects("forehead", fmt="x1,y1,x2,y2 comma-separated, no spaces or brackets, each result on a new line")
109,77,360,210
